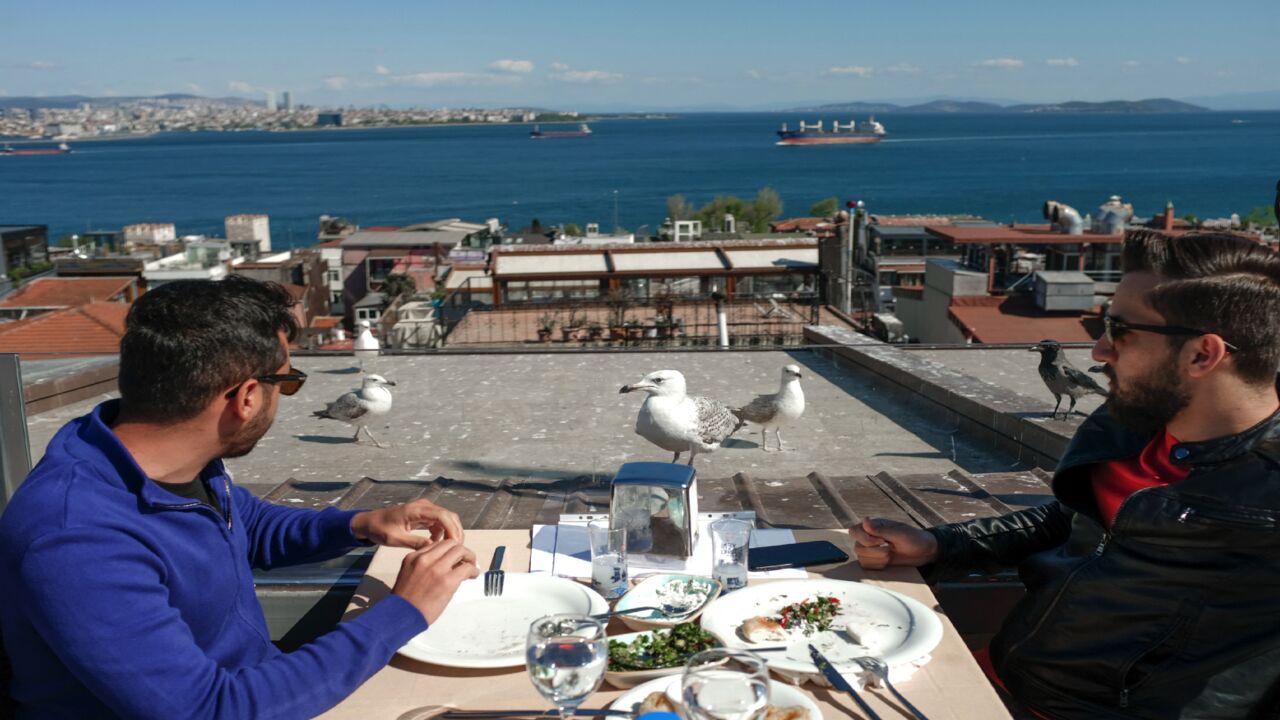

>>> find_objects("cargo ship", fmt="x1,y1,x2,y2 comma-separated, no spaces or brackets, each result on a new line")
530,123,592,139
0,142,72,156
775,118,885,146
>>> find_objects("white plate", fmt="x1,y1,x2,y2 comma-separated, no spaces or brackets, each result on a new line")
698,578,943,675
397,573,609,668
610,675,822,720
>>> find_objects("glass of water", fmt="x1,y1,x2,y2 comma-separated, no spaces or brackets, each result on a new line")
588,518,628,599
709,518,752,593
681,648,771,720
526,614,608,718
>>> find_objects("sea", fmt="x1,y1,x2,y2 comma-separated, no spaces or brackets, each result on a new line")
2,111,1277,246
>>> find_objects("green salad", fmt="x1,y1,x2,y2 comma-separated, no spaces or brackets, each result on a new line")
606,623,720,671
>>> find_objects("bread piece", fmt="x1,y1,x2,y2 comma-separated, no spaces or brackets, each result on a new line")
742,616,787,643
764,706,810,720
636,691,677,714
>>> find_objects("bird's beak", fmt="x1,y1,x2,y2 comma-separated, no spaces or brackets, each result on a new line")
1028,345,1041,352
385,380,397,386
1088,365,1106,374
620,383,651,394
795,371,803,379
619,384,634,394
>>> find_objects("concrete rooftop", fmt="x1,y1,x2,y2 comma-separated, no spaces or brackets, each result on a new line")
913,346,1105,419
25,349,1036,487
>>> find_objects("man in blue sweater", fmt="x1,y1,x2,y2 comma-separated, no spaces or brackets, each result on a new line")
0,276,479,719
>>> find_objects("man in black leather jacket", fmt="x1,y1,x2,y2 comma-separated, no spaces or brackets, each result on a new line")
852,231,1280,719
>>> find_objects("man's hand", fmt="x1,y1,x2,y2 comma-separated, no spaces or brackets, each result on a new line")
351,499,463,549
849,517,939,570
391,539,479,624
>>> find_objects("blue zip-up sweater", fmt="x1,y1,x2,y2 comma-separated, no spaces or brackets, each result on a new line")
0,401,428,719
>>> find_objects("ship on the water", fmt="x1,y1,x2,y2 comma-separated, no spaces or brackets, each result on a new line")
530,123,592,139
0,142,72,156
776,118,885,146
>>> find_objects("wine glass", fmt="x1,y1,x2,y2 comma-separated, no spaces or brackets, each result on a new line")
681,648,771,720
526,614,608,718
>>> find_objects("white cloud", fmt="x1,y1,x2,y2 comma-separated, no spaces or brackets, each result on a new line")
391,72,520,87
883,63,920,74
978,57,1023,69
552,69,622,84
828,65,873,77
185,83,203,93
489,59,533,74
323,75,350,90
551,62,569,72
228,80,257,94
747,69,762,79
1045,58,1079,67
1175,56,1192,64
375,65,391,76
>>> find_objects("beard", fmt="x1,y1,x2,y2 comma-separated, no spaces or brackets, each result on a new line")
223,404,274,458
1102,360,1192,435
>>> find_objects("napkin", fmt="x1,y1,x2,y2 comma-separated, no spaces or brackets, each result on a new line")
529,521,809,580
773,654,932,689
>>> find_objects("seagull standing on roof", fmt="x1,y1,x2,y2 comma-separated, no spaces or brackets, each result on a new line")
1030,340,1106,420
733,364,806,452
353,320,379,370
620,370,745,466
313,374,396,447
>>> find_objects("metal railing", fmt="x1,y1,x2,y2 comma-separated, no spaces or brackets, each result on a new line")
0,354,32,514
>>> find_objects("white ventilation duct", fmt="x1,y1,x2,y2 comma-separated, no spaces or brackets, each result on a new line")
1095,195,1134,234
1043,200,1084,235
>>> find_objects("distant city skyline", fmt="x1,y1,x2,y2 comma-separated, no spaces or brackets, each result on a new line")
5,0,1280,111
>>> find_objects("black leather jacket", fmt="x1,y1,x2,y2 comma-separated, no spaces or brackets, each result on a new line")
928,404,1280,720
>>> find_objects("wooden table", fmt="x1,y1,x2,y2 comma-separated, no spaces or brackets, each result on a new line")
320,529,1011,720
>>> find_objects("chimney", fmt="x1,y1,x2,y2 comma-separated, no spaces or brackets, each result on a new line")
1163,201,1175,232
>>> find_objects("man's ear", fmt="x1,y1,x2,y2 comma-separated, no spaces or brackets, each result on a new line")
1185,334,1232,379
225,379,262,421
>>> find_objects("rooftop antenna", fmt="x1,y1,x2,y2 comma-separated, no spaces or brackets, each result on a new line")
613,189,619,234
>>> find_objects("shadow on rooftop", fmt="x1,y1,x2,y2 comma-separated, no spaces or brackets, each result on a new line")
316,367,362,375
783,349,1029,475
294,434,357,445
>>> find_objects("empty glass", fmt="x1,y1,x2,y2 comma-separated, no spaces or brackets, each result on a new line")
588,518,628,599
709,518,752,593
681,648,771,720
526,614,608,718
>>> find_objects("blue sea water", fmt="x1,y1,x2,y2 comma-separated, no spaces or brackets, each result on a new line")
2,112,1277,246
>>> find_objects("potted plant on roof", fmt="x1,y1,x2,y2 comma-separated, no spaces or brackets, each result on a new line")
535,311,559,343
606,288,634,342
562,308,589,342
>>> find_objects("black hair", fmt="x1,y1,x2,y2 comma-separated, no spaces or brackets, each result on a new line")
1122,230,1280,385
118,276,299,423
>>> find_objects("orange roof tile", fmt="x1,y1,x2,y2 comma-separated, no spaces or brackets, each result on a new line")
927,226,1123,246
0,276,134,309
310,316,342,329
0,302,130,359
948,294,1101,344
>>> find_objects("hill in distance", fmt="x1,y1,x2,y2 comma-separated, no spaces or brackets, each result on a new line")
0,93,257,109
793,97,1209,113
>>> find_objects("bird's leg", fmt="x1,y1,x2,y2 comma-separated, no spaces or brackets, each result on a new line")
1069,396,1079,416
760,427,770,452
352,426,363,443
671,451,681,463
365,427,386,449
686,443,696,466
775,428,786,452
1052,396,1063,420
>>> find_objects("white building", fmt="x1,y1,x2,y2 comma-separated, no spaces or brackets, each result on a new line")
143,240,231,286
225,214,272,257
316,240,345,313
264,91,277,112
123,223,177,246
282,91,294,111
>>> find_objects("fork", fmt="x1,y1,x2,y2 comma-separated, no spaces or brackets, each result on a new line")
588,606,666,622
484,546,506,597
853,656,929,720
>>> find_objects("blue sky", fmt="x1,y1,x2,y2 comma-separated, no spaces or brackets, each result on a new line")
5,0,1279,109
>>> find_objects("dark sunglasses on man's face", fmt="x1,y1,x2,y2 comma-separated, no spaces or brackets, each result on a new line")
1102,315,1240,353
224,368,308,399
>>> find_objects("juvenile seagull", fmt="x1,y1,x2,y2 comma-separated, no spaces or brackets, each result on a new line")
734,364,806,452
620,369,745,466
313,374,396,447
353,320,380,370
1030,340,1105,420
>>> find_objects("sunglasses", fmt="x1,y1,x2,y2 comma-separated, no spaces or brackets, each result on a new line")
1102,315,1240,353
224,368,308,399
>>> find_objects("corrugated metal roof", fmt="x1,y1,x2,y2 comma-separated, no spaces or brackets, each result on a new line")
927,226,1123,245
492,253,609,276
724,247,819,270
949,295,1099,344
340,231,469,248
611,250,724,272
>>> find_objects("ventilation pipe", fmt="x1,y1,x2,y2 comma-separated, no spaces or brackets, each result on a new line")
1095,195,1134,234
1043,200,1084,235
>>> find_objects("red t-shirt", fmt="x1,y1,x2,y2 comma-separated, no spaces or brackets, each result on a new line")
1092,428,1191,527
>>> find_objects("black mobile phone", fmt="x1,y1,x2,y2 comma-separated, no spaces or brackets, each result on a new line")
748,540,850,571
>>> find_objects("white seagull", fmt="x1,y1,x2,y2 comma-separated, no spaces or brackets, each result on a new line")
313,374,396,447
733,364,806,452
620,369,745,466
353,320,380,370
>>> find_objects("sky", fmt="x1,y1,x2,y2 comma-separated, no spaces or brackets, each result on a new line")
5,0,1280,110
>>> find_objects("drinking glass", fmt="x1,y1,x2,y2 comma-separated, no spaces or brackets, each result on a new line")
526,614,608,718
681,648,771,720
588,518,628,599
709,518,752,593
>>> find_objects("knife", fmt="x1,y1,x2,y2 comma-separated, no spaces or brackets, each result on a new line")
808,644,882,720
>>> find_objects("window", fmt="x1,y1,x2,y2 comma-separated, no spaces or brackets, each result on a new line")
328,269,341,283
